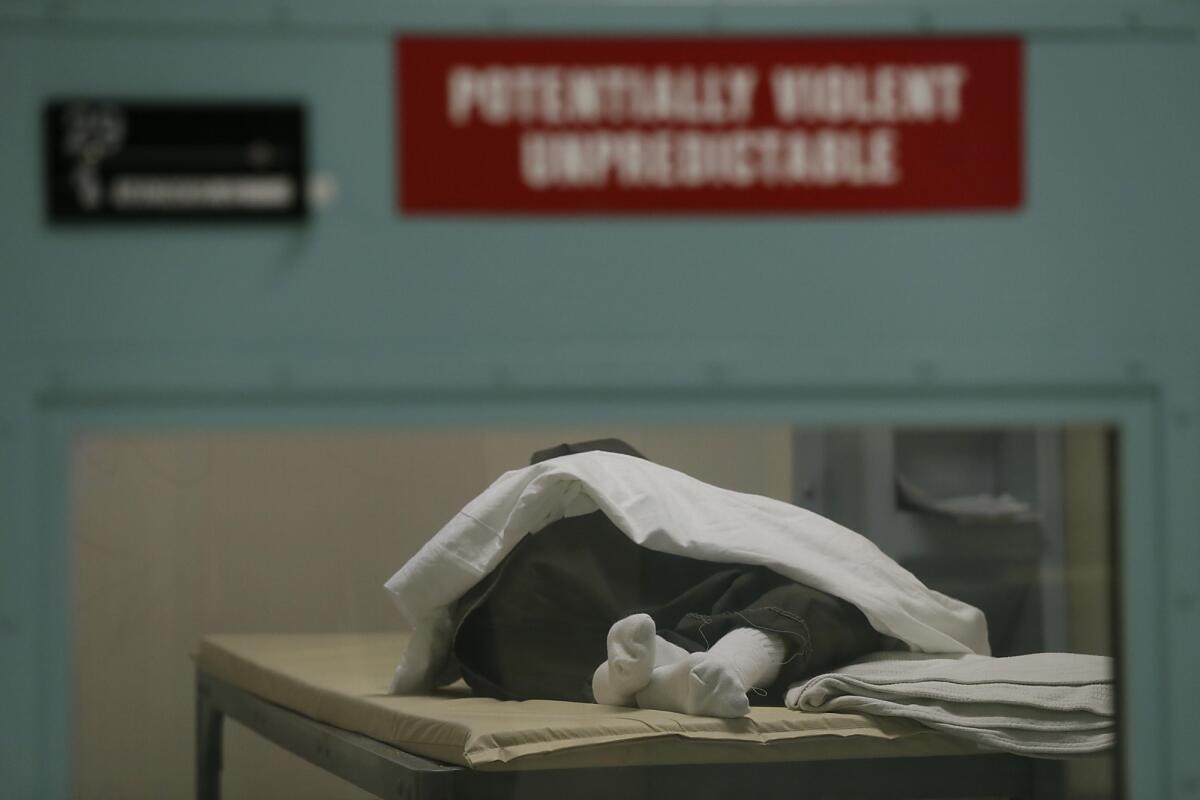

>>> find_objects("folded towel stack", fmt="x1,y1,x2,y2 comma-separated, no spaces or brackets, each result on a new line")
786,651,1114,756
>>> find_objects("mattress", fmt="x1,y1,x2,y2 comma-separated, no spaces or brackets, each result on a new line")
194,632,986,771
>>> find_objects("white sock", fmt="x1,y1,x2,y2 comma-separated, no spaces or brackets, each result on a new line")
591,614,688,706
707,627,787,691
634,627,786,718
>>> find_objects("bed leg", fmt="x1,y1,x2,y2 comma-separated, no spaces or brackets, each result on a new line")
196,679,224,800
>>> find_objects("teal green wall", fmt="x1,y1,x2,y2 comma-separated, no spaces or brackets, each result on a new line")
2,2,1199,798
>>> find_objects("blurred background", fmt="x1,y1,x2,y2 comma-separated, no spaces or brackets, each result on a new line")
3,2,1198,799
70,425,1116,799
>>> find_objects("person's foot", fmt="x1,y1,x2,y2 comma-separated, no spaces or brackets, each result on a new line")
633,627,787,718
591,614,689,706
634,654,752,718
606,614,659,696
591,661,628,706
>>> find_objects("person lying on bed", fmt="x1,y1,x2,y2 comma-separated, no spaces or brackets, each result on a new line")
440,439,884,718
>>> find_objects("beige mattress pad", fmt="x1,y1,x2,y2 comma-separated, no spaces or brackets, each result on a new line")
195,632,984,770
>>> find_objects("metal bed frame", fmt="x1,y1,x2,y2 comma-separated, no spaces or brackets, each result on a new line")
196,670,1060,800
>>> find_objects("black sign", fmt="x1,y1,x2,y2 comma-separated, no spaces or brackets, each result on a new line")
44,101,307,221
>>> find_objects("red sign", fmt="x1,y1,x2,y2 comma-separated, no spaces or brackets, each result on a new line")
396,37,1022,214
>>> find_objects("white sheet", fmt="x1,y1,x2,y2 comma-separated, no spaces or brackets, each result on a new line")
385,451,989,693
787,651,1114,755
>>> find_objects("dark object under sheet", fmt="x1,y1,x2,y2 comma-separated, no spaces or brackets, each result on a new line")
448,511,884,704
443,439,884,704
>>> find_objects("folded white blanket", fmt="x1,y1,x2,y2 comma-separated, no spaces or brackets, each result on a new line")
787,651,1115,756
385,451,989,693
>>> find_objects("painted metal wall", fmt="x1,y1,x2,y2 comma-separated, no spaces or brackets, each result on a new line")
2,2,1198,798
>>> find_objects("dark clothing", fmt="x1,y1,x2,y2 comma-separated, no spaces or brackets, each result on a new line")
447,511,883,705
443,439,882,705
529,438,647,465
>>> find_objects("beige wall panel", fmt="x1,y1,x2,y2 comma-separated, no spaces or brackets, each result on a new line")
1062,426,1116,800
478,425,793,500
1062,426,1113,657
